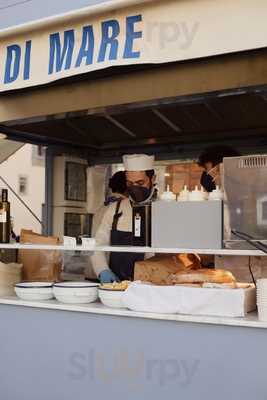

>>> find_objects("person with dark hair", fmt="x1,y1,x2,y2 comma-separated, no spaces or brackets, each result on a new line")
198,145,240,192
104,171,127,206
92,171,127,236
91,154,156,283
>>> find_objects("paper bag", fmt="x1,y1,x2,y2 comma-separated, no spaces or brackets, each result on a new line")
19,229,62,282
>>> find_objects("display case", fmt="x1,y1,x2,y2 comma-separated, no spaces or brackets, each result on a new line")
223,155,267,247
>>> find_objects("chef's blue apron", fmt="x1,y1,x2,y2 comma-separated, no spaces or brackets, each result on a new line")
109,199,145,281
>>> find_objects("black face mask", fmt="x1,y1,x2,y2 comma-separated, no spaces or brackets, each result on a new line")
128,186,152,203
200,171,216,193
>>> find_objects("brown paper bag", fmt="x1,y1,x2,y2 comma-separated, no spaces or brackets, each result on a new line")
134,254,201,285
19,229,62,282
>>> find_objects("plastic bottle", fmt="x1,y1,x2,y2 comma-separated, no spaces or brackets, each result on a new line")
177,185,190,202
188,186,206,202
160,185,176,201
209,186,224,201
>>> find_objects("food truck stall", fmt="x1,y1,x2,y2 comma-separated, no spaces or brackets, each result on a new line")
1,0,267,399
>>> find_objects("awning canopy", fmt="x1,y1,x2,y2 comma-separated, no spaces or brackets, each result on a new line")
1,49,267,163
0,139,24,164
1,0,267,163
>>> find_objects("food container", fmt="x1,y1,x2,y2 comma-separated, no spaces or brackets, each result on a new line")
15,282,54,301
123,281,256,317
256,279,267,321
53,282,99,304
0,262,22,296
188,186,206,201
160,185,176,201
209,186,223,201
177,185,189,202
98,288,127,309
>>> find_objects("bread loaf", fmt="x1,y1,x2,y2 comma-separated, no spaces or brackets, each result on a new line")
171,268,236,285
134,254,201,285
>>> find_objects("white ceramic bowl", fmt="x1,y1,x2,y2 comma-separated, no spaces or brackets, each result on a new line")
53,282,99,304
98,288,127,309
15,282,54,301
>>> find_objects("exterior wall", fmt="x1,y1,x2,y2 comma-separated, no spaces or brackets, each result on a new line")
0,144,45,234
0,305,267,400
166,163,203,194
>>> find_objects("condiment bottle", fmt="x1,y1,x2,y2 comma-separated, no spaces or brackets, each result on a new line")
209,186,223,201
177,185,189,202
0,189,11,243
188,186,206,201
160,185,176,201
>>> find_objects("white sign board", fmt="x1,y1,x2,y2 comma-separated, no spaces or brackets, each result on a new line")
0,0,267,92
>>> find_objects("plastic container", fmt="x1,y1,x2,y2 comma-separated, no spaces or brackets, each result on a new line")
98,288,127,309
0,262,22,296
209,186,224,201
201,187,209,200
188,186,206,202
53,281,99,304
160,185,176,201
177,185,190,202
15,282,54,301
256,279,267,321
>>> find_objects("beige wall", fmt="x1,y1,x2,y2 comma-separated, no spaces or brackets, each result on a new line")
0,144,45,234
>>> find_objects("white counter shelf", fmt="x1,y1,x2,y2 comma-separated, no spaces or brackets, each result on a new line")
0,243,266,256
0,295,265,329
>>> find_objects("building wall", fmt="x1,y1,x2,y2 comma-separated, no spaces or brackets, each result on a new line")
166,163,204,194
0,144,45,235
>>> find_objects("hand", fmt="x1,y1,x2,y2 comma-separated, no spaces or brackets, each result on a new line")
99,269,119,284
207,165,221,186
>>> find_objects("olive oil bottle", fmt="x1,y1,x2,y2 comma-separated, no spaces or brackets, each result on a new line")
0,189,11,243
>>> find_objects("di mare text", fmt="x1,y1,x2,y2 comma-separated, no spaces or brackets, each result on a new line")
2,14,143,85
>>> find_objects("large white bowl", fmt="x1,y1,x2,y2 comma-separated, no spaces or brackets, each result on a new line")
15,282,54,301
98,288,127,309
53,282,99,304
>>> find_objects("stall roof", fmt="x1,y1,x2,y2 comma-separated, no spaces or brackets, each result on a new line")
0,0,112,30
2,86,267,163
1,48,267,163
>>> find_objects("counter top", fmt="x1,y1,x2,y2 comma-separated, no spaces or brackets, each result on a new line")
0,243,266,256
0,296,266,329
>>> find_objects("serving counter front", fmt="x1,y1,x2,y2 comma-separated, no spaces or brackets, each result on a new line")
0,295,266,400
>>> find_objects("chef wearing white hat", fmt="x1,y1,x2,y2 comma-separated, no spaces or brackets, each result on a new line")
90,154,156,283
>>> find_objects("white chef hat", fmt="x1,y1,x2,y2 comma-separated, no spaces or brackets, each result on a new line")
123,154,155,171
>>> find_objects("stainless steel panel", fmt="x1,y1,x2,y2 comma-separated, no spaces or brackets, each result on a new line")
152,200,223,249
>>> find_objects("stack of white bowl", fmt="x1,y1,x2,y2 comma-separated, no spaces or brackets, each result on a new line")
256,279,267,321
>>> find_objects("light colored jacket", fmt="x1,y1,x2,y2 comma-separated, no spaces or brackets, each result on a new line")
90,198,133,277
90,198,153,277
91,193,126,237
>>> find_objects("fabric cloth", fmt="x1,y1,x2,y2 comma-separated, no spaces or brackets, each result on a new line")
123,154,154,171
122,281,256,317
